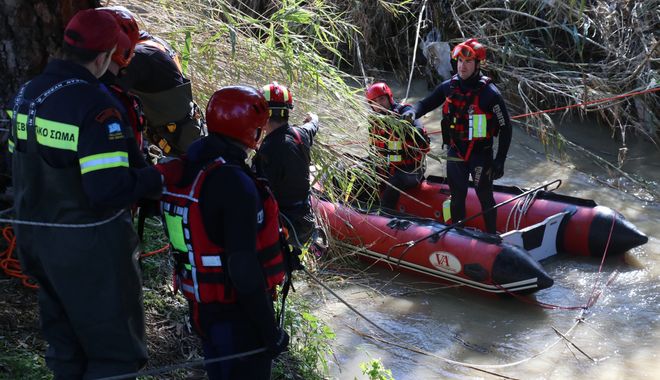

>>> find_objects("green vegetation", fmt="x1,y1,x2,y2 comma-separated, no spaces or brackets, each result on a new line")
274,292,336,379
0,346,51,380
359,358,395,380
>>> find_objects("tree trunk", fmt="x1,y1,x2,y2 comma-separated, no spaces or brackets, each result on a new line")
0,0,100,109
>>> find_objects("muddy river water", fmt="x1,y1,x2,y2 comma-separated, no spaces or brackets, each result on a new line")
304,80,659,379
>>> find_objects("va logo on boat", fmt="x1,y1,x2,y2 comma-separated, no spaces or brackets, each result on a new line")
429,251,462,273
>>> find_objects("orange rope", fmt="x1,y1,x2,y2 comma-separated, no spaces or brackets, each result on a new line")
0,223,170,289
0,226,38,289
140,243,170,258
511,86,660,120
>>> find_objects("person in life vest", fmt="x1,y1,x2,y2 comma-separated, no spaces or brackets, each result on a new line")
365,82,430,210
119,29,206,158
98,6,147,168
254,82,319,249
403,38,512,233
160,85,289,379
6,9,183,379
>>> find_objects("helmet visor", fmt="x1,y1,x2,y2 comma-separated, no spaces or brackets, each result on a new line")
451,44,476,61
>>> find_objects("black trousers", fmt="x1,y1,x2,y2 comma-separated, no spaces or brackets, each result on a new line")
17,213,147,380
381,165,425,210
446,147,497,233
202,318,272,380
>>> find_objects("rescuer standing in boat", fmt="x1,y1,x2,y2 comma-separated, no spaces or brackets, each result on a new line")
404,38,512,233
365,81,430,210
160,86,289,379
7,9,183,378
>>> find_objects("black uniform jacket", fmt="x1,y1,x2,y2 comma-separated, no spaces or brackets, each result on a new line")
254,121,318,210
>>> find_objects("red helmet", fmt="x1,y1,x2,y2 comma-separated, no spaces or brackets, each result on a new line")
451,38,486,62
98,6,140,46
261,82,293,117
365,82,393,104
113,31,134,68
205,86,269,149
98,7,139,67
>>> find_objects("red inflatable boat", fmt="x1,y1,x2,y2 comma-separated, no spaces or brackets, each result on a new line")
314,198,554,295
395,176,648,257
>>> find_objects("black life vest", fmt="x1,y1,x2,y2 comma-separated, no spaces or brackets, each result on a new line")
441,75,496,161
160,158,286,307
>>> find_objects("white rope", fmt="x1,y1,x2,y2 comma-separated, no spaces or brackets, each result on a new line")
403,0,428,102
505,189,541,231
0,209,127,228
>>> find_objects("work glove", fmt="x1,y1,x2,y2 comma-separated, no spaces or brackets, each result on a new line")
401,109,416,123
288,244,304,271
267,327,290,360
154,157,184,186
137,198,161,218
303,112,319,126
492,159,505,180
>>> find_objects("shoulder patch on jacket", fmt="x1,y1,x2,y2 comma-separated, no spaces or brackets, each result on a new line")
95,107,122,124
107,122,124,140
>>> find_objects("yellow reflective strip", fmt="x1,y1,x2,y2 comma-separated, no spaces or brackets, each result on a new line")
79,151,129,174
8,111,28,140
388,155,402,163
35,117,79,151
164,214,188,252
387,140,402,150
472,114,487,138
7,139,14,153
443,199,452,222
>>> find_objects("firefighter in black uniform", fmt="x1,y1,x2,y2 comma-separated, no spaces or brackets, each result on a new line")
254,82,319,248
404,38,512,233
7,10,182,379
119,30,205,157
161,85,289,380
365,82,430,210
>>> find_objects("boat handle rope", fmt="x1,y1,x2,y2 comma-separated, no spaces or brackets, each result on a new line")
386,179,562,265
505,189,543,232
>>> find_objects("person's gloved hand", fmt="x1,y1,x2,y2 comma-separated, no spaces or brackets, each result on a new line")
154,158,184,185
267,327,289,359
303,112,319,125
137,198,161,217
288,244,304,271
401,109,416,123
492,159,505,180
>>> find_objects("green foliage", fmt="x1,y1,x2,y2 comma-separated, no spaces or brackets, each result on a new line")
180,31,193,77
358,358,395,380
273,291,335,379
0,346,51,380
